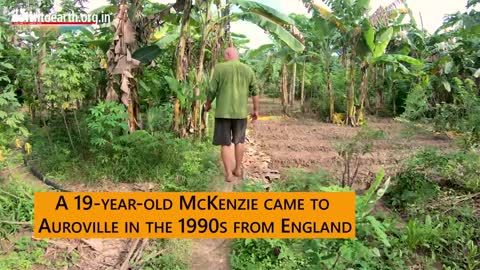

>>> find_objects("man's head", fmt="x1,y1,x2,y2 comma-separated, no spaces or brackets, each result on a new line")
224,47,239,61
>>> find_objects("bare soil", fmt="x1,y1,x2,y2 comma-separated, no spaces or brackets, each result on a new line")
244,98,453,188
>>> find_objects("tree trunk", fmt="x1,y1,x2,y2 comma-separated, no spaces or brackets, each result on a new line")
281,63,288,114
300,60,306,110
37,40,46,99
290,60,297,106
127,85,141,133
174,0,192,136
380,64,385,110
224,0,233,47
192,1,211,137
208,8,224,80
325,52,334,122
341,44,348,95
105,2,141,133
346,50,356,127
391,81,396,115
34,38,46,124
357,62,368,125
365,65,373,113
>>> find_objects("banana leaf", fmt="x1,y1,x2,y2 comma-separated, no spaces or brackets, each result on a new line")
311,3,346,32
132,46,162,64
238,12,304,53
249,43,275,58
373,54,422,66
363,22,375,53
231,0,295,26
132,31,180,64
373,27,393,58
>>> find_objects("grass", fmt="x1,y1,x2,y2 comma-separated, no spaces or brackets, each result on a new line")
29,129,220,190
0,236,80,270
137,239,192,270
0,179,39,237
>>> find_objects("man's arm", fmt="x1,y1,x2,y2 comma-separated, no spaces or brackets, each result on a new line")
204,70,218,112
249,70,260,121
251,95,259,121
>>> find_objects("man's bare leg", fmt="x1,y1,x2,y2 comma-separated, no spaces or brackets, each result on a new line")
221,145,236,182
233,143,245,178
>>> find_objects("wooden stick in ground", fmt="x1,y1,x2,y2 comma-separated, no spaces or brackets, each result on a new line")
441,192,480,214
0,220,32,226
119,238,141,270
132,239,149,263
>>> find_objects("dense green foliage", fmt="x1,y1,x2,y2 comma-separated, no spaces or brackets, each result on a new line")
232,156,480,269
251,0,480,138
30,105,220,187
0,0,479,269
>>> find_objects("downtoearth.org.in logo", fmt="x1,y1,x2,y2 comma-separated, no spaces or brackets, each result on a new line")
11,12,111,26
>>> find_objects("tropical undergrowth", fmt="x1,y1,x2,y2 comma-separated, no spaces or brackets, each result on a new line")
28,101,219,190
0,180,80,270
231,149,480,270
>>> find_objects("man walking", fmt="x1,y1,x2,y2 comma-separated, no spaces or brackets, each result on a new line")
204,47,259,182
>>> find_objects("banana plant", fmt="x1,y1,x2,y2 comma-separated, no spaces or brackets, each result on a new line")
297,10,339,121
305,0,420,125
305,0,370,126
132,0,305,64
127,0,305,135
358,20,423,123
100,0,185,133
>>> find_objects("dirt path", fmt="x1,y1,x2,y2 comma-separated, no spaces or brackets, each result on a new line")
190,180,233,270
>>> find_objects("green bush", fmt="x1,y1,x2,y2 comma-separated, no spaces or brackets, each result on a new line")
145,104,174,134
387,149,480,200
231,170,410,270
385,169,440,211
403,84,431,121
0,181,36,237
0,89,28,170
402,215,479,269
231,239,308,270
28,100,219,187
86,101,129,149
384,149,480,268
32,124,219,189
433,78,480,150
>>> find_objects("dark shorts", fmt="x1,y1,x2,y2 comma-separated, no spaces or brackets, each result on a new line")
213,118,247,146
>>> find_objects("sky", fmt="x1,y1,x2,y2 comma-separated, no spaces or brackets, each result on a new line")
84,0,469,48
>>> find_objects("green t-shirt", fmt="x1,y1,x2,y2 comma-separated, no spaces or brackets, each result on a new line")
208,60,259,119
